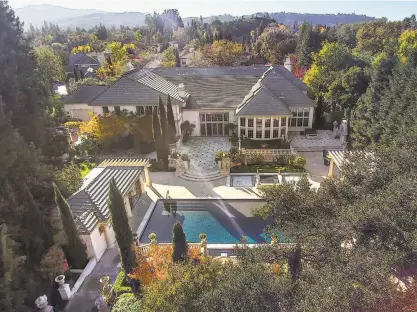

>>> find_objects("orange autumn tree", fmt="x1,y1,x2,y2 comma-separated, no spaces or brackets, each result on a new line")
129,245,203,286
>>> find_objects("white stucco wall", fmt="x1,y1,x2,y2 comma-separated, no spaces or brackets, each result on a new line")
182,110,200,136
82,226,107,261
64,103,93,121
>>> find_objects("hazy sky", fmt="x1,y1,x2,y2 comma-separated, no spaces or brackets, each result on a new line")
8,0,417,20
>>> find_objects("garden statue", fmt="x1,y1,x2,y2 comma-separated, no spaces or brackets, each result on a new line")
35,295,54,312
332,121,339,139
340,119,348,145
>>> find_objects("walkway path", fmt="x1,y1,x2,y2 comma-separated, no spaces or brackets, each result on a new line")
179,137,231,173
65,248,119,312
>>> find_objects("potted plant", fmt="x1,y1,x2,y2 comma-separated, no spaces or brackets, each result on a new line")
148,232,157,244
199,233,207,242
55,274,66,285
215,151,223,168
181,153,190,170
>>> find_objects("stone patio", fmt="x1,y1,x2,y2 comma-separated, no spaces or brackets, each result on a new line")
178,137,231,173
290,130,344,151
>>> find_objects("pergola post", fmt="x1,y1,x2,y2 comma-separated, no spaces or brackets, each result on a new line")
144,165,152,186
328,157,335,177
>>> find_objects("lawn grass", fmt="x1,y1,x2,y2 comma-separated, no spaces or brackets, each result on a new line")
230,164,305,173
80,162,96,178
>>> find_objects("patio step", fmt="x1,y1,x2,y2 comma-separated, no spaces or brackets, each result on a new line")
181,170,225,182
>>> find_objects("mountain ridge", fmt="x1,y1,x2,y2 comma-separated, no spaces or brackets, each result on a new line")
15,4,375,30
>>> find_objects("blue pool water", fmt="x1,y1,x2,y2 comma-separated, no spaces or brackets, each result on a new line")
139,199,282,244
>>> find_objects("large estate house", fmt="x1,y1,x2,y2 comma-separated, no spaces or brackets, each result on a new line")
64,65,315,140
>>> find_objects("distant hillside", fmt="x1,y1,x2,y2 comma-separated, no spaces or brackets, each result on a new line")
268,12,375,26
15,4,375,30
15,4,104,28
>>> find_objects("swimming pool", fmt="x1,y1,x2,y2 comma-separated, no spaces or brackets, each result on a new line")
139,199,278,244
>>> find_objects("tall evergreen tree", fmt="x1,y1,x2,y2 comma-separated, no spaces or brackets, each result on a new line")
107,179,136,274
158,96,169,169
172,222,188,262
0,225,24,312
166,95,177,140
295,22,313,68
174,48,180,67
53,183,88,269
152,106,163,162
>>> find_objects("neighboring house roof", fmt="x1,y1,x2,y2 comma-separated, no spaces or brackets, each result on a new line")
66,53,100,73
89,70,189,106
63,85,108,104
67,158,148,234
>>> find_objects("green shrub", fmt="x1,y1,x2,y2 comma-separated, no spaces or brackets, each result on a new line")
229,147,238,154
230,152,245,163
112,293,141,312
274,155,289,166
113,270,133,298
248,152,265,164
293,156,307,167
229,133,239,146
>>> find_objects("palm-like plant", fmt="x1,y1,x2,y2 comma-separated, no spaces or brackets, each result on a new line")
180,121,196,136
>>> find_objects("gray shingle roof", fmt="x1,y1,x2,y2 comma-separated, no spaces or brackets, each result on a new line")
63,85,108,104
236,84,292,116
89,71,188,106
153,66,312,110
66,54,100,73
67,158,147,234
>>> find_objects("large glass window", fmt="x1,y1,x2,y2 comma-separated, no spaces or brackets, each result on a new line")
114,106,121,115
290,109,309,128
273,118,279,127
240,118,246,127
136,106,144,115
248,130,254,138
264,130,271,138
265,118,271,128
102,106,109,114
273,130,279,138
146,106,153,115
240,129,245,137
248,118,254,127
199,113,229,136
256,130,262,139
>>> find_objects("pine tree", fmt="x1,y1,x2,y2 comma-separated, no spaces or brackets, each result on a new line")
172,222,188,262
21,183,50,265
166,95,177,140
53,183,88,269
107,179,136,274
152,106,163,162
158,96,169,170
296,22,313,68
175,48,180,67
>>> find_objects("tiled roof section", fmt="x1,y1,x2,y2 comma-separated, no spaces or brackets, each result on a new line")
236,84,292,116
262,68,315,108
63,85,108,104
67,158,149,233
89,72,187,106
157,75,261,109
128,70,189,102
153,66,312,110
67,53,100,72
272,66,308,92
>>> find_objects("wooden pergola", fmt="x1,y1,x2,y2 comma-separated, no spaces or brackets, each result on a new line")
328,150,345,177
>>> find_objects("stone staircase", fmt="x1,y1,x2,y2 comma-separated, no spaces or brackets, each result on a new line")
181,170,225,182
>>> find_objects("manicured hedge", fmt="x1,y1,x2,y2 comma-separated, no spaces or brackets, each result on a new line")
113,270,133,297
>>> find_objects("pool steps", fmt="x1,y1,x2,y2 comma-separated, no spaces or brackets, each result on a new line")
181,170,224,182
